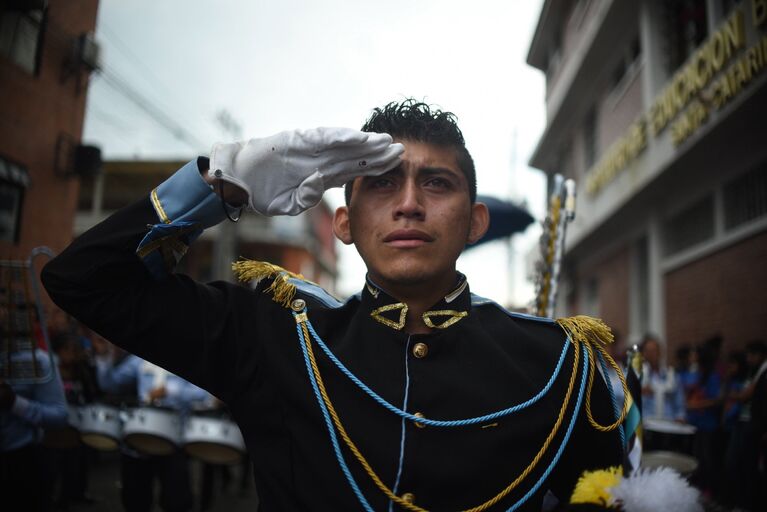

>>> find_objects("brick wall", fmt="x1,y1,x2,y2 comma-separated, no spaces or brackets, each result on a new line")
0,0,100,259
595,246,631,343
665,230,767,354
575,245,631,341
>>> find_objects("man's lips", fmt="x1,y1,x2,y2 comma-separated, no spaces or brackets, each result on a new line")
383,229,434,248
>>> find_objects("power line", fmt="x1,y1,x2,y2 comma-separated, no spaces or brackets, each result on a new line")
41,18,207,151
97,63,207,150
98,22,175,101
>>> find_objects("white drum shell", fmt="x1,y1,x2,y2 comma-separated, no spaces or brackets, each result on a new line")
643,417,697,435
641,450,699,476
79,404,122,451
123,407,182,456
183,416,245,465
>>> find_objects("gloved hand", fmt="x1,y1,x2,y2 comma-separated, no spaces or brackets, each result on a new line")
209,127,404,216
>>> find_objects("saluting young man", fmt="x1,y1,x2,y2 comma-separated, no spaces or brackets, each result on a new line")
42,100,624,511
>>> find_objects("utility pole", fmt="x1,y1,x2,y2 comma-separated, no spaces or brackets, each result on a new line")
211,109,243,281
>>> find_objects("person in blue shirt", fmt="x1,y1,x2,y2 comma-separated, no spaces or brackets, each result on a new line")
674,344,699,394
686,342,723,496
1,347,68,512
640,334,686,422
93,335,210,512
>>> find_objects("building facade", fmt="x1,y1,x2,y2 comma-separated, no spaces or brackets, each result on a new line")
527,0,767,356
0,0,100,259
76,160,338,291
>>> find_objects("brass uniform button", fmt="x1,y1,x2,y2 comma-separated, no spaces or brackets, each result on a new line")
401,492,415,504
412,342,428,358
413,412,426,428
290,299,306,312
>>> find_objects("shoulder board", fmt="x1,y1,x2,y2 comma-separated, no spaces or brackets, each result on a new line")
471,293,614,347
290,278,347,309
231,259,351,309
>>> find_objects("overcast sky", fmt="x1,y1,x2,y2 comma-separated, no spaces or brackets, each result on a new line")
82,0,548,306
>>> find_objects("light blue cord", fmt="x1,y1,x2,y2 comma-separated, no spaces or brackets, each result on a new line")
304,317,571,427
505,343,589,511
595,349,626,449
296,311,590,512
390,336,412,512
296,321,375,512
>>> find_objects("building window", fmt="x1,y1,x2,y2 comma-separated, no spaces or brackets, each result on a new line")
723,163,767,231
583,107,597,169
663,194,715,256
664,0,708,73
0,157,30,243
0,2,46,74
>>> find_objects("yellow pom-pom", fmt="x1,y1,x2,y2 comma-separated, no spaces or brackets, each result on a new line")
570,466,622,506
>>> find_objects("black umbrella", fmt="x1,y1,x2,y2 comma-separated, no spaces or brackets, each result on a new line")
469,195,535,248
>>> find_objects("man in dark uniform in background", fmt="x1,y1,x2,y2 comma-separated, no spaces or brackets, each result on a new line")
42,100,625,510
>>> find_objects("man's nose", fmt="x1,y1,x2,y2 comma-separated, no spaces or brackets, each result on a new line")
394,180,425,219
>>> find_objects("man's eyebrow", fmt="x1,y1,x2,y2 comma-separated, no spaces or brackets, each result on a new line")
418,167,464,182
363,166,403,179
419,166,459,176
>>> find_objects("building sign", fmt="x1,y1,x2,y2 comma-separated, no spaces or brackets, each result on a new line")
586,0,767,196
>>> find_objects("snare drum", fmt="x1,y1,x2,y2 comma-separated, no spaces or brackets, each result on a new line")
183,414,246,465
643,417,696,454
43,405,82,449
79,403,122,451
122,407,182,456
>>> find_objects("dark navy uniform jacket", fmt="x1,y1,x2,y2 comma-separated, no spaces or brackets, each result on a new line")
42,159,622,511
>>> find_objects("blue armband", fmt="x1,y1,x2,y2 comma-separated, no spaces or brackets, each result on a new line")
136,159,235,279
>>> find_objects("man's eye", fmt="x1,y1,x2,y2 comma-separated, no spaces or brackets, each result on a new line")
370,178,394,188
425,177,450,188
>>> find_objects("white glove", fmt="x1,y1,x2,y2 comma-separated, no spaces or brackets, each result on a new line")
209,127,404,216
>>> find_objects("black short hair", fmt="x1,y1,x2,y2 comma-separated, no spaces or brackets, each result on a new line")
344,99,477,204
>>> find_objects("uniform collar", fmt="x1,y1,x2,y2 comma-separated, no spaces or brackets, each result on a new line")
361,272,471,331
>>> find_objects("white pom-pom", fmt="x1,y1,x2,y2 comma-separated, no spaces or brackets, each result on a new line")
612,467,702,512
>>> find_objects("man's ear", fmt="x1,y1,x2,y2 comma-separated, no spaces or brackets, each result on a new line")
333,206,354,245
467,202,490,244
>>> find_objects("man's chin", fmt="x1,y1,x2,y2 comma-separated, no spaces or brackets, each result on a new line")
371,266,447,289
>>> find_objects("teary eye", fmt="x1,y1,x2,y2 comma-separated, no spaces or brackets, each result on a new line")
425,177,451,188
370,177,395,188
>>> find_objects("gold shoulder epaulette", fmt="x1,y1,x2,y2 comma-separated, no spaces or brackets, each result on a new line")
557,315,632,435
231,259,305,308
555,315,614,348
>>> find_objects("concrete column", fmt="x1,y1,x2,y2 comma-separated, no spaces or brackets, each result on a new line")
628,235,646,344
212,221,237,282
639,0,668,109
706,0,724,31
646,213,665,343
92,172,104,217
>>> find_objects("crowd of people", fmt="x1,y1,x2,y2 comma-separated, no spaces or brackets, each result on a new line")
637,333,767,511
1,307,251,512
